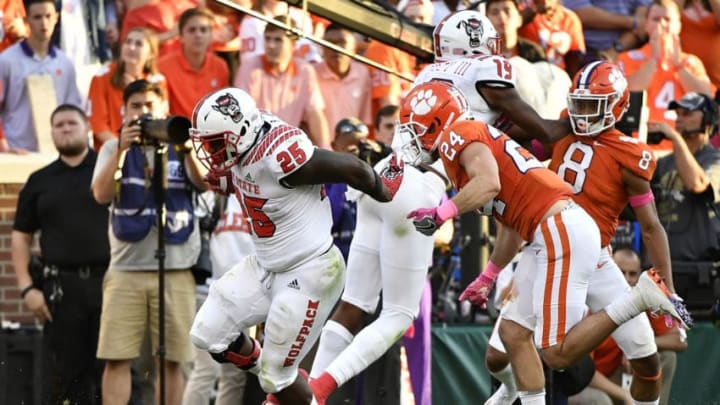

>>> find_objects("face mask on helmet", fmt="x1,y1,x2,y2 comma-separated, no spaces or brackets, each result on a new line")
433,11,502,61
393,121,435,165
397,81,469,164
189,88,262,173
568,61,629,137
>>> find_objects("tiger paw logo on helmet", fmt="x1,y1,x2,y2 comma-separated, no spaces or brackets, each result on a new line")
607,69,628,93
410,89,437,115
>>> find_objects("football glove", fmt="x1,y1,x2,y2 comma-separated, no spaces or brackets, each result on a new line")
378,152,404,200
204,171,234,196
458,273,496,309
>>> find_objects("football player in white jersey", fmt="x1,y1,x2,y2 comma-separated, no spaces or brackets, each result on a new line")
415,9,569,142
304,141,448,405
187,87,404,405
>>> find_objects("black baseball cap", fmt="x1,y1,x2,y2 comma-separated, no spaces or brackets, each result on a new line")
668,92,713,112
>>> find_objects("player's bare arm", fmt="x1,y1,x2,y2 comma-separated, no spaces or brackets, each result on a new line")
479,85,570,144
282,148,401,202
449,141,501,214
623,167,675,292
489,223,525,268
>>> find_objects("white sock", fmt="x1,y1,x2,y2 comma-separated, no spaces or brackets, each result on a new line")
309,320,354,379
518,390,545,404
605,293,642,325
632,399,659,405
324,320,399,386
489,364,518,398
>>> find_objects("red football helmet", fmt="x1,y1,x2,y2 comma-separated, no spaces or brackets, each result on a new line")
189,87,262,173
396,81,469,165
567,61,630,136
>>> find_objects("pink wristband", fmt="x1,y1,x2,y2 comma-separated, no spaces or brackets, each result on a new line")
436,199,458,222
482,260,503,281
628,190,655,208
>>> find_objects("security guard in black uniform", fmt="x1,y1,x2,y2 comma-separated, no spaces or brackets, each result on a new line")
12,104,110,404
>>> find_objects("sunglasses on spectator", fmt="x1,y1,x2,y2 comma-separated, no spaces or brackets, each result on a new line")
337,122,369,136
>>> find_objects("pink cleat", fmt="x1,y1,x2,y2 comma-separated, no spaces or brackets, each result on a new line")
309,372,338,405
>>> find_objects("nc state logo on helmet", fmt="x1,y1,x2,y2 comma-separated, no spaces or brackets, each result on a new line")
395,81,469,165
189,87,262,173
433,10,502,61
567,61,629,136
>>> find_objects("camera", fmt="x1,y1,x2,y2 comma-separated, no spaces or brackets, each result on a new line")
357,139,392,166
132,114,191,146
646,131,666,145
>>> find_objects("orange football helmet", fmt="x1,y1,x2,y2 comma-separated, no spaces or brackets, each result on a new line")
396,81,469,165
567,61,630,136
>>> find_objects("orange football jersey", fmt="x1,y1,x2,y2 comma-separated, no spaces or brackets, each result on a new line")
548,128,656,246
439,120,572,241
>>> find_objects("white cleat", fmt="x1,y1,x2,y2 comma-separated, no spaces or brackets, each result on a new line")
632,269,693,329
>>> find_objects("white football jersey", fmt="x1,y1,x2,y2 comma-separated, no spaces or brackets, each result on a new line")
414,54,516,131
231,113,333,273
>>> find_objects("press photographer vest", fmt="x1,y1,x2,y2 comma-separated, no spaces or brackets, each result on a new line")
112,146,194,243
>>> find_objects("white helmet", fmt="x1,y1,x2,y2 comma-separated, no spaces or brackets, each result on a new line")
189,87,262,173
433,10,502,62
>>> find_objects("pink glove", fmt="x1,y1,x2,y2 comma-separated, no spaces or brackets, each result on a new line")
204,171,234,196
406,199,458,236
459,261,503,308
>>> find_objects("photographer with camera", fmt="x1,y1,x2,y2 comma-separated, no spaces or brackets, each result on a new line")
91,79,207,405
649,91,720,315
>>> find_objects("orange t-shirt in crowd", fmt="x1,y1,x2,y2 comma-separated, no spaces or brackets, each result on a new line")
439,120,572,241
680,9,720,89
313,60,373,134
364,40,417,118
548,128,656,247
0,0,25,52
617,43,715,130
518,5,585,70
120,0,198,56
159,50,230,118
86,63,167,150
234,55,325,128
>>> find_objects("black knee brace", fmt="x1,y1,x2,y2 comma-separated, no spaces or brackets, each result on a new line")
210,334,261,370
